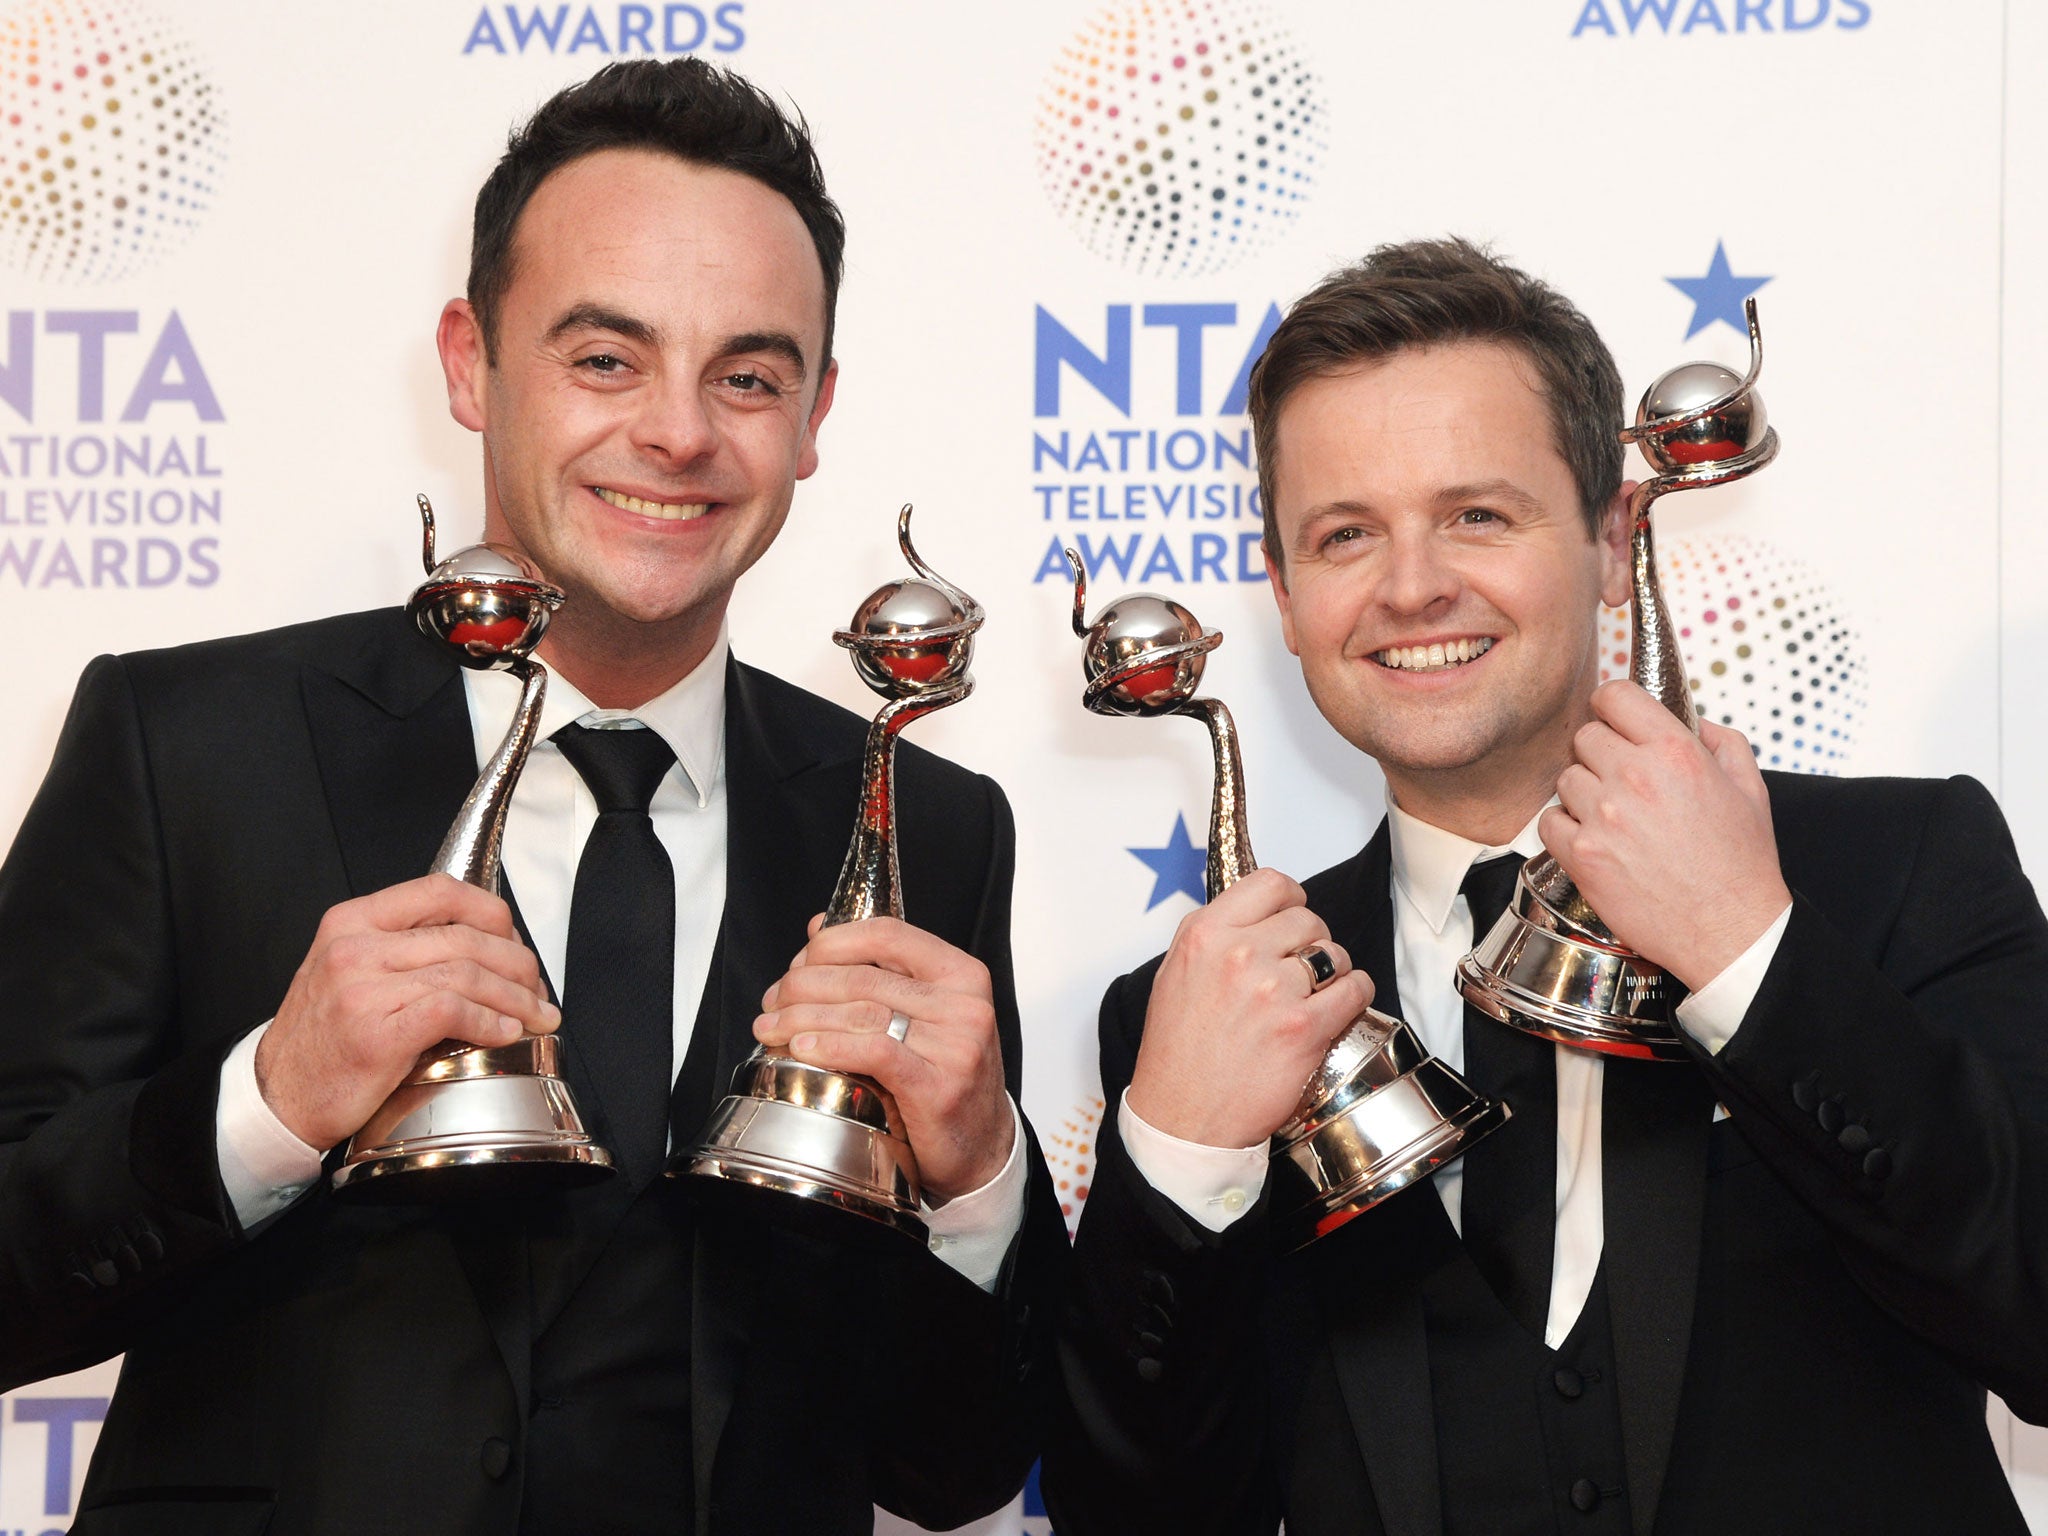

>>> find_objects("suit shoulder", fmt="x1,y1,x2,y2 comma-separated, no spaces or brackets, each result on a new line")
1762,769,2003,837
112,607,413,694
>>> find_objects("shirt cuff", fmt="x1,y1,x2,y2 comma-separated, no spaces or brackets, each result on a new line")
1674,901,1793,1056
1118,1088,1269,1234
922,1096,1029,1293
216,1021,326,1230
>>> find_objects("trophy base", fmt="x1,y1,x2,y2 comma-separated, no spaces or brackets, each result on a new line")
331,1035,616,1202
1271,1020,1511,1251
673,1051,926,1245
1456,864,1691,1062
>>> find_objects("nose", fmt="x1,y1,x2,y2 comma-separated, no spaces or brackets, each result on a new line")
1379,526,1461,616
629,371,720,467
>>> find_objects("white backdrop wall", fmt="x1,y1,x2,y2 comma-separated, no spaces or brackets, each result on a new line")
0,1,2040,1531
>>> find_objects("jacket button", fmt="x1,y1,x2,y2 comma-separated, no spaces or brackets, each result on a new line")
1570,1478,1601,1512
1837,1123,1871,1155
65,1270,96,1295
1135,1356,1164,1384
1817,1098,1845,1133
480,1437,512,1481
1862,1147,1893,1180
1553,1367,1584,1400
90,1258,121,1289
1791,1076,1819,1113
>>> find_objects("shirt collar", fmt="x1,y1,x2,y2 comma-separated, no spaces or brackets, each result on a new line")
1386,795,1551,936
534,624,729,809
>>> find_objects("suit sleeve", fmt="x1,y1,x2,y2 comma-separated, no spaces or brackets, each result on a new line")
1702,774,2048,1421
0,654,243,1390
867,772,1072,1529
1039,959,1285,1536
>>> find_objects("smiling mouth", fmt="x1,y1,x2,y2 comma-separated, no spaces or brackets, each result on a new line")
1371,637,1495,672
593,486,711,521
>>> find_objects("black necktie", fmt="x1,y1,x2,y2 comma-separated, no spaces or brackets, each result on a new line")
555,722,677,1189
1458,852,1558,1338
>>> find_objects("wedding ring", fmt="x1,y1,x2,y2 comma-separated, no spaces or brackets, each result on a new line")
1292,944,1339,994
886,1010,912,1043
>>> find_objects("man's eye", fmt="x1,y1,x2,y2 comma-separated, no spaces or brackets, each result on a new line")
576,353,627,374
724,371,782,396
1324,526,1362,549
1459,507,1502,525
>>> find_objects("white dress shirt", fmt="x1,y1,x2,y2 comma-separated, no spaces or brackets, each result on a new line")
1123,800,1791,1347
215,629,1026,1289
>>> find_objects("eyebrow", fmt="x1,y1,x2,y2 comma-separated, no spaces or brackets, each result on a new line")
1435,478,1543,512
718,330,809,381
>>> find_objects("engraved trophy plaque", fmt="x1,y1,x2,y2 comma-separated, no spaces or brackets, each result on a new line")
331,495,616,1199
1456,299,1782,1060
1066,552,1510,1250
677,506,982,1241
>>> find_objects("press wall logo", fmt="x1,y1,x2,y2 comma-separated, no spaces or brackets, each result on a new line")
0,1390,108,1530
1571,0,1869,35
1598,533,1866,773
0,0,227,591
1033,0,1325,278
461,4,745,56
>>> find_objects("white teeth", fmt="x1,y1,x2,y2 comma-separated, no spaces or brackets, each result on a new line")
594,487,709,521
1373,637,1494,672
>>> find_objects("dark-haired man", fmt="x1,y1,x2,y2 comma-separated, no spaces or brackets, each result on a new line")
1044,238,2048,1534
0,60,1060,1535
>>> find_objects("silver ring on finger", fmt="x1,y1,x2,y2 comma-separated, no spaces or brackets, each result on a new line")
886,1010,912,1043
1291,943,1340,995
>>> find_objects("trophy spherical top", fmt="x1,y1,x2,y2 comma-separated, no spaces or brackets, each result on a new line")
839,577,977,697
411,543,564,669
1083,593,1209,716
1634,361,1770,473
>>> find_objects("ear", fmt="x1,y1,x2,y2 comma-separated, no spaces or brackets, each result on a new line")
1596,481,1635,611
794,359,839,481
1265,548,1301,656
437,299,489,433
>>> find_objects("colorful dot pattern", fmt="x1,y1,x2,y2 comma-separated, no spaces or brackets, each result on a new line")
1,0,226,284
1046,1096,1104,1234
1033,0,1324,277
1599,533,1866,775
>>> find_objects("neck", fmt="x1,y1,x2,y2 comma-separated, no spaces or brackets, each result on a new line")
536,606,720,710
1379,725,1585,849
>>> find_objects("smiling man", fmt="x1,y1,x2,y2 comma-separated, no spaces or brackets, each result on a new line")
1043,238,2048,1534
0,61,1061,1535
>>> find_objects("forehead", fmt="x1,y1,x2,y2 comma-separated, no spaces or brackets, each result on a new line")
501,147,827,351
1269,341,1571,516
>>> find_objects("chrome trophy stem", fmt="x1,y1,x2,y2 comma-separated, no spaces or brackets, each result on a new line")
1066,550,1509,1250
332,495,614,1200
680,506,985,1242
1458,299,1782,1061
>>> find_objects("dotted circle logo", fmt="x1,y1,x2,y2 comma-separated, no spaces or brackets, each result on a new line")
1046,1097,1104,1236
1599,534,1866,774
1033,0,1325,277
1,0,227,284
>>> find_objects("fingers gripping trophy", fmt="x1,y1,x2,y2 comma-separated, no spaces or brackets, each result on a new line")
1458,299,1782,1059
679,506,982,1241
1064,552,1510,1250
332,496,615,1198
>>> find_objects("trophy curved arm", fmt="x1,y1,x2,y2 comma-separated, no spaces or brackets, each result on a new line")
1620,298,1766,445
430,655,546,890
1066,548,1093,637
417,493,438,576
897,503,987,633
824,676,976,928
1170,696,1257,899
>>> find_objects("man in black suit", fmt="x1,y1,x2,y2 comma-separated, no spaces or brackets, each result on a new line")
0,60,1062,1534
1043,238,2048,1534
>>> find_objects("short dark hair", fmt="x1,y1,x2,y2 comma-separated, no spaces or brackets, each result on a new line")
1249,237,1623,569
468,58,845,372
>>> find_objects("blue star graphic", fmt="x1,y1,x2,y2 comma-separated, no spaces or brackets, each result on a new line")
1129,812,1208,910
1666,241,1771,340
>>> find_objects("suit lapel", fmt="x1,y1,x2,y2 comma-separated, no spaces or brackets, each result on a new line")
1601,1055,1716,1536
1308,823,1445,1536
298,614,535,1418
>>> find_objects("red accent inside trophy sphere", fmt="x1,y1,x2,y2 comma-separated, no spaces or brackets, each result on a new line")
1120,662,1180,699
1661,434,1741,465
447,615,529,649
879,649,950,683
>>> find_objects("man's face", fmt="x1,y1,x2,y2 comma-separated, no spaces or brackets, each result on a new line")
440,147,835,654
1267,341,1630,808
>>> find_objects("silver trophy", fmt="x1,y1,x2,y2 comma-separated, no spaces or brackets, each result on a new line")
1066,554,1510,1250
332,496,616,1198
1457,299,1782,1060
678,506,983,1241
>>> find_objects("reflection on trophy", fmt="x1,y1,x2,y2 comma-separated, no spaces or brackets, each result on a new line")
1457,299,1783,1060
678,505,982,1241
332,495,616,1199
1065,552,1510,1250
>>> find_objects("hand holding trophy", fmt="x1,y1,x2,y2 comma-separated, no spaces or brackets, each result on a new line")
1066,554,1510,1249
1458,299,1782,1059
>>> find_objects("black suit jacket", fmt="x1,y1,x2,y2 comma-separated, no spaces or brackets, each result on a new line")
1044,772,2048,1535
0,607,1065,1536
